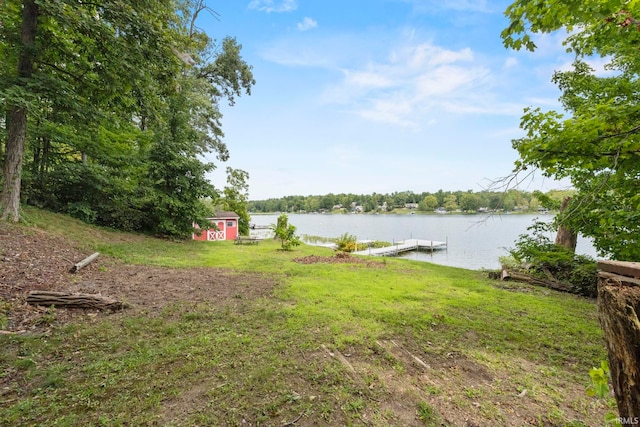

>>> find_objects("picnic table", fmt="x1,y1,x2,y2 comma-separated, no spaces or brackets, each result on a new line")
235,236,259,245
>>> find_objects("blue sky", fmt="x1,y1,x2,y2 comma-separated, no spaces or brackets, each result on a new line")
201,0,579,200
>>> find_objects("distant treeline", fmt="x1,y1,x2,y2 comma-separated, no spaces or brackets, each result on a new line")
248,189,575,214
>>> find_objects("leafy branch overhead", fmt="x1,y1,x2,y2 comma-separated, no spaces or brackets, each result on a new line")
502,0,640,261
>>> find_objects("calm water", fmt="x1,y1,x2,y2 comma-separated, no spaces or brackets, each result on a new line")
250,213,598,270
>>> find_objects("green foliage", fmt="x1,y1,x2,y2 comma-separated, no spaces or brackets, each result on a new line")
586,361,621,427
271,214,301,250
221,168,251,236
335,232,357,252
417,401,441,426
368,240,391,249
502,0,640,261
510,221,598,297
0,0,254,238
418,195,438,211
586,360,610,399
248,189,546,214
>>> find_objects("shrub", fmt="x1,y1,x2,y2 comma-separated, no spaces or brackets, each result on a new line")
271,214,301,250
510,221,597,297
335,233,358,252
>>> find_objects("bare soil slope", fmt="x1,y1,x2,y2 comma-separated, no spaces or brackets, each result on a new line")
0,223,276,331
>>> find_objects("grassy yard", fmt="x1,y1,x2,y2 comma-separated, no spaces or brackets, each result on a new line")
0,209,613,426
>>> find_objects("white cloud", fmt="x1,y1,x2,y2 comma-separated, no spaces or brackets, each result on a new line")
260,33,374,68
355,96,418,128
248,0,297,13
297,17,318,31
503,57,519,69
343,70,393,88
322,41,498,127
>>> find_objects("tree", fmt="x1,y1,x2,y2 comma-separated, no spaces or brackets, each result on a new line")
221,167,251,236
502,1,640,261
0,0,38,220
1,0,179,220
443,194,458,212
459,192,481,212
0,1,255,238
418,195,438,211
271,213,301,250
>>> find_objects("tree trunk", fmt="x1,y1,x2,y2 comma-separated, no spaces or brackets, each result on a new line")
597,261,640,417
0,0,38,221
1,107,27,220
555,196,577,252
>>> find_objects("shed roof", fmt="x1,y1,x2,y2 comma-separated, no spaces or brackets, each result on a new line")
213,211,239,219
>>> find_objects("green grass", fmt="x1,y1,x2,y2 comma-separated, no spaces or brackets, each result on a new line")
0,208,610,426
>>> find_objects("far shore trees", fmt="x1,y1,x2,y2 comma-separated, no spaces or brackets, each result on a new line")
247,188,570,215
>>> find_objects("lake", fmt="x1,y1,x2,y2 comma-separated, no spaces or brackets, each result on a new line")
250,213,598,270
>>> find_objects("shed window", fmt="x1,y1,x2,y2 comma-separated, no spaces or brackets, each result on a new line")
227,221,235,227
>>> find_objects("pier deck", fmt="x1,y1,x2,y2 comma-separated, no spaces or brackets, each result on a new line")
353,239,446,257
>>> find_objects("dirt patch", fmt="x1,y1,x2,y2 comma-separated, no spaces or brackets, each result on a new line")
0,223,277,332
293,253,386,268
325,338,607,426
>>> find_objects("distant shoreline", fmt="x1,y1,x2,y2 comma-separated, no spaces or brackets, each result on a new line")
250,209,554,216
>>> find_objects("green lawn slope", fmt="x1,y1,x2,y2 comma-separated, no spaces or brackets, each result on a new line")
0,208,612,426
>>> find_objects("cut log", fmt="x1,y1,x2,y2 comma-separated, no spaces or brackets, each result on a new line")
598,261,640,279
500,268,572,293
69,252,100,273
27,291,129,310
597,262,640,417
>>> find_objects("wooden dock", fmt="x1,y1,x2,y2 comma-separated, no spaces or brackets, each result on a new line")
353,239,446,257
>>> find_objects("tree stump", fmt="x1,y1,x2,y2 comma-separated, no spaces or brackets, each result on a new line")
597,261,640,417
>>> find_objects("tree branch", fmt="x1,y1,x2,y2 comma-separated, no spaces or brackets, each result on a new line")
36,60,86,84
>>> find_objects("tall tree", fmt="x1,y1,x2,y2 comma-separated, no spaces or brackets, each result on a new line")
0,0,38,220
0,0,179,220
502,0,640,261
0,0,255,237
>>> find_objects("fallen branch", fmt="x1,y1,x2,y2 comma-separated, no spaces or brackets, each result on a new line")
281,411,305,426
69,252,100,273
27,291,129,310
500,267,572,293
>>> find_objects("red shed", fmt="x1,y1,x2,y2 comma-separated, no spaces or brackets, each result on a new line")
192,211,240,241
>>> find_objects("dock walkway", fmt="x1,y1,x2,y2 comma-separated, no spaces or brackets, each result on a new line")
353,239,446,257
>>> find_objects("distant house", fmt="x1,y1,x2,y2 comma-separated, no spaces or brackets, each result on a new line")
192,211,240,241
405,202,419,210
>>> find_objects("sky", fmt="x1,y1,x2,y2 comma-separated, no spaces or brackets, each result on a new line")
199,0,580,201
